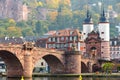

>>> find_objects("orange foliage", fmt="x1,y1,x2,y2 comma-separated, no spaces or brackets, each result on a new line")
48,11,58,21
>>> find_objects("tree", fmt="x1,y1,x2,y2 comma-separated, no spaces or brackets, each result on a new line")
115,3,120,13
35,21,48,36
22,27,34,37
72,10,85,30
0,27,6,37
46,0,59,9
6,27,22,37
16,21,29,28
8,19,16,26
102,62,114,73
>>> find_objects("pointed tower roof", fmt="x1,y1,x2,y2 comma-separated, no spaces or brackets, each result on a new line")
99,8,108,23
99,0,109,23
84,10,93,24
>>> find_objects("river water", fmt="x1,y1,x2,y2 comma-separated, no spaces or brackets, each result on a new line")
0,77,120,80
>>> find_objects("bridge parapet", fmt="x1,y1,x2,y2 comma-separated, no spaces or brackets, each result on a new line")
65,51,82,54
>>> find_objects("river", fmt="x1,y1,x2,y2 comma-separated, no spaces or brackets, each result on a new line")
0,77,120,80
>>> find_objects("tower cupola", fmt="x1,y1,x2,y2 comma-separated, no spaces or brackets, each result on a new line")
84,10,93,24
99,8,109,23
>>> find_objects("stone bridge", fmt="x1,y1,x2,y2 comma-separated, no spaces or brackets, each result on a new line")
0,43,98,77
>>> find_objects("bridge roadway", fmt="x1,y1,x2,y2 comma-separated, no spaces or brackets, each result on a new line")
0,43,96,78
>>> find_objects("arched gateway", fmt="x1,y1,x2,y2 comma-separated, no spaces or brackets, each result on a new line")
0,43,81,77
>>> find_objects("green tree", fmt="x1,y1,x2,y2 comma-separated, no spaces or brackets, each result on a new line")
35,21,48,36
22,27,34,37
102,62,114,73
6,26,22,37
72,10,85,30
0,27,6,37
16,21,29,28
115,3,120,13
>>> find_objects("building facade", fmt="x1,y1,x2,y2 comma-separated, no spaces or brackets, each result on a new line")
83,9,110,61
46,28,83,51
110,36,120,60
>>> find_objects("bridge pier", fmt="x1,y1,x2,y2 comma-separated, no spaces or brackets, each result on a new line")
23,53,32,77
65,51,81,74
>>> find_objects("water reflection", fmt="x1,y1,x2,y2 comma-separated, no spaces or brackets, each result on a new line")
33,77,120,80
6,77,32,80
0,77,119,80
84,77,120,80
33,77,79,80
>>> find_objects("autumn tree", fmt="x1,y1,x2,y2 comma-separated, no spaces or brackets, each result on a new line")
6,27,22,37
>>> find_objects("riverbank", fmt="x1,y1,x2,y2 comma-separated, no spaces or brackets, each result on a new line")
1,73,120,77
32,73,120,77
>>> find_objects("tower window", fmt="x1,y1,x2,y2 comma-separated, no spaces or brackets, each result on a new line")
70,31,73,35
101,32,104,34
41,62,43,66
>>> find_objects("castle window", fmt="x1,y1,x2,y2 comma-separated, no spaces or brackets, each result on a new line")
79,36,81,39
117,47,119,50
61,37,64,41
55,37,57,42
72,36,74,40
110,41,112,45
102,38,104,40
101,32,104,34
53,37,55,42
57,38,59,43
113,47,115,51
70,31,73,35
53,44,55,48
84,33,86,35
79,32,82,34
48,38,51,42
74,36,77,40
41,62,43,66
66,37,68,41
110,47,112,51
70,36,72,41
114,41,117,45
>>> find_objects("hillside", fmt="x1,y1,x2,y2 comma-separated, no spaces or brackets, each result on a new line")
0,0,119,37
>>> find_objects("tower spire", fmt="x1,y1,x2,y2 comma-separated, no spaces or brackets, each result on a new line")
84,1,93,24
99,0,108,22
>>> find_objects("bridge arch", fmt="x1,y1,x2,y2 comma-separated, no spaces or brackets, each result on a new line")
33,52,65,74
0,50,23,77
81,61,88,73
